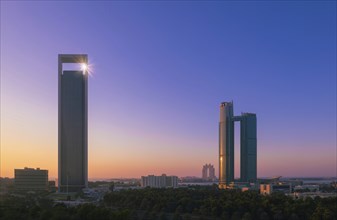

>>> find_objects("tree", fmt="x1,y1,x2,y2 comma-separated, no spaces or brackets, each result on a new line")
109,182,115,192
242,212,252,220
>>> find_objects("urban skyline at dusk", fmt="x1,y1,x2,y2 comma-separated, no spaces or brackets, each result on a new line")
1,1,336,180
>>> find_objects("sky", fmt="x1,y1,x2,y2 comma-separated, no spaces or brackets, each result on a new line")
0,1,336,179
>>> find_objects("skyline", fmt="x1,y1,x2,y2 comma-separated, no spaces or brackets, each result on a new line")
1,1,336,179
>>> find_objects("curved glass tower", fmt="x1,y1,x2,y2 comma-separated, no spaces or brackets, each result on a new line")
219,102,234,188
219,101,257,189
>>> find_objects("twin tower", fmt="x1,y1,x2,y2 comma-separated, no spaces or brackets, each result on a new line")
219,101,257,188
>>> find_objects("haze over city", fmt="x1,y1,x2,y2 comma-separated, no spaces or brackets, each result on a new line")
1,1,336,180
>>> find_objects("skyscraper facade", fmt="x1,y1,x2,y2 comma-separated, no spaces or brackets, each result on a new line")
240,113,257,182
219,102,257,188
58,54,88,192
219,102,234,187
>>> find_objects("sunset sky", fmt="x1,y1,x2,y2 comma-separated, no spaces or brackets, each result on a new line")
1,1,336,180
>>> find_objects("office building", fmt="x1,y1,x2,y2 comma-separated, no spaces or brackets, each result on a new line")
260,183,292,195
58,54,88,192
202,164,216,181
14,167,48,191
141,174,178,188
219,101,257,188
240,113,257,182
219,102,234,187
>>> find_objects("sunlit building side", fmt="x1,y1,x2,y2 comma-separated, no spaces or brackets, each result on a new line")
219,101,257,189
219,102,234,188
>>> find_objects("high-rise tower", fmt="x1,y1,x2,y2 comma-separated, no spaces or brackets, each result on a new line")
219,102,257,188
58,54,88,192
219,102,234,188
240,113,257,182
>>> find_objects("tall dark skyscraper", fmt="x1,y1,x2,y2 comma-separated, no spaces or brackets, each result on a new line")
58,54,88,192
219,102,257,188
240,113,257,182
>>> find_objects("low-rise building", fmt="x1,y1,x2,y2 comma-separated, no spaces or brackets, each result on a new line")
260,183,292,195
14,167,48,192
141,174,178,188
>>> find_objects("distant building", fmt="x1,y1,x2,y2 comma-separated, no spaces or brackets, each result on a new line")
202,164,216,181
260,183,291,195
14,167,48,191
141,174,178,188
180,176,204,183
294,185,319,192
49,181,57,192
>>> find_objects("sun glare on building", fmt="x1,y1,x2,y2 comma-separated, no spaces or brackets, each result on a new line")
81,63,88,71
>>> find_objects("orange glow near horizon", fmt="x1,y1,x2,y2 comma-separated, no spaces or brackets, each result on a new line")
1,72,335,180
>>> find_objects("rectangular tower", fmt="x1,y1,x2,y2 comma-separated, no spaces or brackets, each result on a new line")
58,54,88,192
219,102,234,188
240,113,257,182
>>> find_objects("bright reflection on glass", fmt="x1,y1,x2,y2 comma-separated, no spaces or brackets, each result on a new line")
81,63,88,71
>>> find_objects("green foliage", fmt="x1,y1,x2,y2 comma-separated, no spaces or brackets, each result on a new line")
0,187,336,219
0,195,131,220
103,187,337,219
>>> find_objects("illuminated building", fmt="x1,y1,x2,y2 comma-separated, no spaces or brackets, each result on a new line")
219,102,234,187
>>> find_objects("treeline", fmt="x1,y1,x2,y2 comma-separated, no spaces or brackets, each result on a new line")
0,186,336,220
0,195,129,220
103,186,337,220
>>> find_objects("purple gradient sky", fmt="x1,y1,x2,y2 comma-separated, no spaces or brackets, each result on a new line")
0,1,336,179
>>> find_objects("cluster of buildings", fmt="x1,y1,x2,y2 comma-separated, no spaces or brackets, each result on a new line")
7,56,335,200
10,55,89,194
141,174,178,188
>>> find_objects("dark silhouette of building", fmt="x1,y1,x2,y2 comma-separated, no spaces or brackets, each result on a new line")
58,54,88,192
240,113,257,182
14,167,48,191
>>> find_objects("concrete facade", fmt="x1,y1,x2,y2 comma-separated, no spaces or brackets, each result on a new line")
58,54,88,192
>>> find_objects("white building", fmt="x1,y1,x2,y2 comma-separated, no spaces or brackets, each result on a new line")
141,174,178,188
